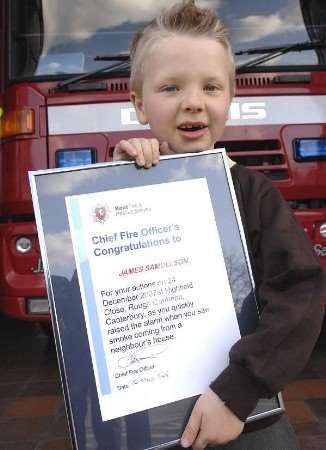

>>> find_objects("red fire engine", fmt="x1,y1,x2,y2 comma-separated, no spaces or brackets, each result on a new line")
0,0,325,322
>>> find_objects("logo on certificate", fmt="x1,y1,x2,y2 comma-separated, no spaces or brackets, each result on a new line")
92,204,110,224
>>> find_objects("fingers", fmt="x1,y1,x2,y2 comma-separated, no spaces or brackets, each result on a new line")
113,139,137,161
133,138,159,168
181,389,244,449
192,430,209,450
180,404,202,449
113,138,160,168
159,141,172,155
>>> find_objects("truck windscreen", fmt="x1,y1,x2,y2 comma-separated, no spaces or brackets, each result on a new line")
8,0,326,82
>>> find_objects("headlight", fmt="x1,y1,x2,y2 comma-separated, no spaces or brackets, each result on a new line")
16,236,32,253
56,148,96,168
320,223,326,239
27,298,50,314
294,138,326,161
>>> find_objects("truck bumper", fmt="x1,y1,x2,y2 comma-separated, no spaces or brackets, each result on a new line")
0,222,50,321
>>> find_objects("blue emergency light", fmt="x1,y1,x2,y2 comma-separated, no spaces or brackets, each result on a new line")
294,138,326,161
56,148,96,168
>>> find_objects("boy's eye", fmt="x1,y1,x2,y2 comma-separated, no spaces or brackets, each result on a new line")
161,85,178,92
204,84,220,92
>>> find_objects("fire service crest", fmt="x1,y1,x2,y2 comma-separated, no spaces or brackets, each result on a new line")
92,204,110,224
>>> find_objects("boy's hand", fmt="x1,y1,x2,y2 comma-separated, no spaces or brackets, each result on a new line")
181,388,244,450
113,138,170,168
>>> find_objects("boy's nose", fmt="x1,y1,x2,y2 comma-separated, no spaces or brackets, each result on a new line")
181,90,204,112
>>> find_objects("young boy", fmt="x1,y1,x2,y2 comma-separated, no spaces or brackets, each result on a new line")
113,1,326,448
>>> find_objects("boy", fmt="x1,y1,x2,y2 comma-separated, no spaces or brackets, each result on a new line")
113,1,326,449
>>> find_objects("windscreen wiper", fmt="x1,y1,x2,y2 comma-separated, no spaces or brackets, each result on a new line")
52,53,130,93
235,40,326,71
94,53,129,62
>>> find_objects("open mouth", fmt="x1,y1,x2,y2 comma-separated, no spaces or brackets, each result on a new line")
177,123,207,132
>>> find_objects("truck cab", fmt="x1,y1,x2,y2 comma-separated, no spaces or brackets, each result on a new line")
0,0,325,321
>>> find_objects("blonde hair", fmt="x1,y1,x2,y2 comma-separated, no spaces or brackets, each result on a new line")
130,0,235,96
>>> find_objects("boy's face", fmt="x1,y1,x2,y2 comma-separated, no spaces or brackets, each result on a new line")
131,35,233,153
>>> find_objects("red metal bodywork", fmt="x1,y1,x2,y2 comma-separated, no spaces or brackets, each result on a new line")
0,69,325,320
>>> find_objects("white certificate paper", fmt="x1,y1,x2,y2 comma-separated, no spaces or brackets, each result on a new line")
66,178,241,422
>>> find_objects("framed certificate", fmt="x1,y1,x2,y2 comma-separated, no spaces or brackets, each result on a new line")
29,149,283,450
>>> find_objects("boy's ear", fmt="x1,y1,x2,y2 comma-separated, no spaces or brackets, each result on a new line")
130,91,148,125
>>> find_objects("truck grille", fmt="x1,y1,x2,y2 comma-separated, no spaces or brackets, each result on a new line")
287,199,326,209
217,140,289,180
109,81,129,92
236,75,273,88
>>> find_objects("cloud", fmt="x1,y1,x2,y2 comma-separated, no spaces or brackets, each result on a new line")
165,158,192,182
36,164,116,197
41,0,222,52
235,14,284,42
46,230,75,278
232,1,305,43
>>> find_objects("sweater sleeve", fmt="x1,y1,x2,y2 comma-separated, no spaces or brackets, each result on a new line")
210,167,326,422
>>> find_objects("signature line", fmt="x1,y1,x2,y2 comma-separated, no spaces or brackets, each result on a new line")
118,344,168,368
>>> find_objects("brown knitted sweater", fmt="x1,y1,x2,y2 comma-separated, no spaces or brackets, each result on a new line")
210,164,326,427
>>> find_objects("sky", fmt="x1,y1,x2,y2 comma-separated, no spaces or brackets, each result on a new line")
41,0,306,49
33,0,320,73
